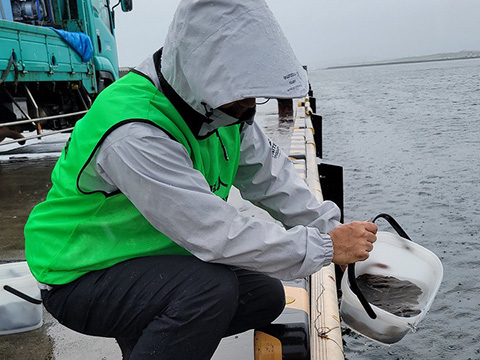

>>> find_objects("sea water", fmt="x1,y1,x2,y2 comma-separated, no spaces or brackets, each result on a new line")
310,58,480,359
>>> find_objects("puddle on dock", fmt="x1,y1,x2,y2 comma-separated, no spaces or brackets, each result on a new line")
0,158,56,261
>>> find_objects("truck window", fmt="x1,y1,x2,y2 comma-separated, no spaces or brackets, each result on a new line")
91,0,112,33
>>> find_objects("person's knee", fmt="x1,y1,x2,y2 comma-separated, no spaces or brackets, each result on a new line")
265,277,286,321
173,263,239,321
205,265,239,314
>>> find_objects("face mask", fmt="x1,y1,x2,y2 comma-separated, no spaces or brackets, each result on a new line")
198,106,256,138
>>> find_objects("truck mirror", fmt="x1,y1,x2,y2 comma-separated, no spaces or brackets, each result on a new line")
120,0,133,12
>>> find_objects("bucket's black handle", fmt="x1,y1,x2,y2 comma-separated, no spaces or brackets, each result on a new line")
347,264,377,319
347,213,410,319
370,213,411,241
3,285,42,305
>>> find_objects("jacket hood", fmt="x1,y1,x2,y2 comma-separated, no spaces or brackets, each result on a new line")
161,0,308,113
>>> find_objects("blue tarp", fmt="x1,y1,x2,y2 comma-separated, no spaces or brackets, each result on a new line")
50,28,93,63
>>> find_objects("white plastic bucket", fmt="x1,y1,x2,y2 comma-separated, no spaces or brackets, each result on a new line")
340,216,443,344
0,261,43,335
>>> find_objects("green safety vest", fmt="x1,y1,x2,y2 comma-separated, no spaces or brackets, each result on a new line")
24,72,241,285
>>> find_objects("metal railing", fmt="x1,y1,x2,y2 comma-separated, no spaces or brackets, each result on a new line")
0,110,87,146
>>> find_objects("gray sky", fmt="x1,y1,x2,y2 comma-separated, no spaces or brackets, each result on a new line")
115,0,480,68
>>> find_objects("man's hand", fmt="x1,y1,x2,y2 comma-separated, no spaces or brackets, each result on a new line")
328,221,378,265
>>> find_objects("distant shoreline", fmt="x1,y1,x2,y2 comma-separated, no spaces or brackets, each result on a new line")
326,55,480,70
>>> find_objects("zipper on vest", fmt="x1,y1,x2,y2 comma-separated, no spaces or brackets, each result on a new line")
216,130,229,161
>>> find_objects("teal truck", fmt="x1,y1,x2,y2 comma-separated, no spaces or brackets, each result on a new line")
0,0,132,134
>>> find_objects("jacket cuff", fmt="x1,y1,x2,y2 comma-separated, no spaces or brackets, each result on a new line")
294,228,334,279
320,233,334,266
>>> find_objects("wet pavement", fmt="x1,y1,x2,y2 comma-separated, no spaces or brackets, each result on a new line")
0,158,56,262
0,135,120,360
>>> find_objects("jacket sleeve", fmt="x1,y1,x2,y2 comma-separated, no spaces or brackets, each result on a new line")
93,122,334,281
234,122,341,233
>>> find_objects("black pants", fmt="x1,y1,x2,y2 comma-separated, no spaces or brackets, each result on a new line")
41,255,285,359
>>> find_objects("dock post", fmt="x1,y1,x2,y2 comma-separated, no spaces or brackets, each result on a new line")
278,98,294,121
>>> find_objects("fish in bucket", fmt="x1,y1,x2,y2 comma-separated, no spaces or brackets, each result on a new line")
340,214,443,344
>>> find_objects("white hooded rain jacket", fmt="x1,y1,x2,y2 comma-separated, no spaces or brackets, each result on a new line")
87,0,342,280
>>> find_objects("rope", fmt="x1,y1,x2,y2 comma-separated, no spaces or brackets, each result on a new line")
312,283,345,356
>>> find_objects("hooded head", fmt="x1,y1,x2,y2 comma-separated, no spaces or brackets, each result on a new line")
160,0,308,136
